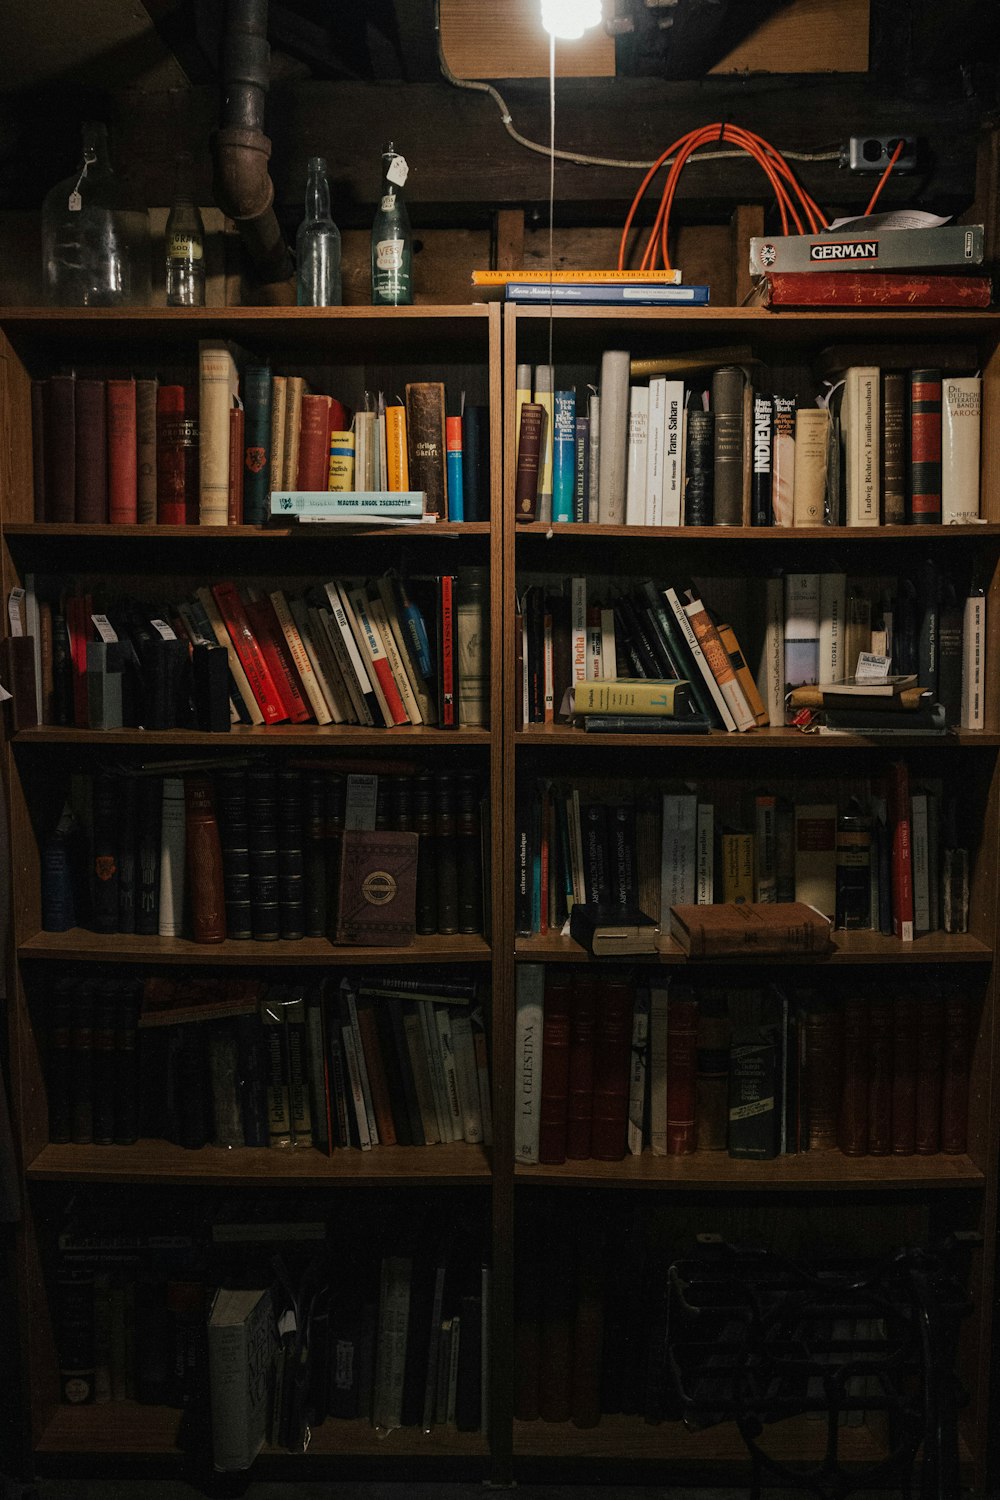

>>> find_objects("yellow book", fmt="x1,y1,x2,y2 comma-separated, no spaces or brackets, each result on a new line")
327,430,355,491
574,679,691,716
269,375,287,503
471,268,683,286
385,405,409,491
283,374,306,490
721,832,755,904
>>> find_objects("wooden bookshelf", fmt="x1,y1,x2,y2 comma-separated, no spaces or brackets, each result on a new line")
515,1151,984,1190
17,928,492,965
514,930,994,965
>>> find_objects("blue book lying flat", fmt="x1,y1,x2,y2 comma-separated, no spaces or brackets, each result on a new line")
504,283,710,305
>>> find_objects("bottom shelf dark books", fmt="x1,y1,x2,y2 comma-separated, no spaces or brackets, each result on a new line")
45,971,492,1153
516,965,973,1165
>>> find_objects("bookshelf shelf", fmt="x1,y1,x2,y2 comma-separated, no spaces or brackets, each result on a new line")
514,930,993,965
514,1151,984,1191
18,928,492,965
514,725,1000,749
514,522,1000,542
4,521,492,541
13,725,493,747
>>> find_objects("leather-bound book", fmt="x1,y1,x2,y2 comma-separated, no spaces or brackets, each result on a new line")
227,405,244,524
798,991,841,1151
566,975,598,1159
303,774,327,938
915,991,945,1154
891,993,918,1154
75,377,108,523
277,770,305,940
31,378,48,520
456,771,483,934
433,771,459,935
247,768,280,941
514,402,544,522
135,775,162,936
136,377,158,523
837,994,870,1156
592,977,633,1161
91,771,120,934
413,771,438,936
711,366,746,526
538,974,572,1164
941,990,970,1154
106,377,138,524
881,371,906,524
48,978,75,1143
461,403,490,522
295,392,332,491
91,982,118,1145
389,772,414,831
695,991,730,1151
866,995,893,1155
666,985,699,1155
184,776,226,943
405,381,449,518
571,1243,604,1428
46,373,76,522
155,385,195,525
70,982,95,1144
436,574,459,728
908,368,942,524
333,830,419,946
114,982,141,1145
242,364,272,526
683,406,714,525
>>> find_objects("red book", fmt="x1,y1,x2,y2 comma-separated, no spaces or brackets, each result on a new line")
591,977,634,1161
296,393,332,491
837,995,869,1157
31,379,47,521
210,581,288,724
887,760,914,941
866,996,893,1156
565,975,597,1159
759,272,992,308
155,385,188,525
243,595,312,724
66,593,92,728
538,975,572,1164
74,378,107,523
915,992,944,1154
891,993,918,1155
184,776,226,942
940,992,970,1154
665,987,698,1155
329,396,350,436
106,377,137,524
227,406,245,525
908,368,942,524
438,573,458,728
46,373,76,523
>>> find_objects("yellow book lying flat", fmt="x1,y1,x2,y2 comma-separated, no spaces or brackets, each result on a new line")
575,679,692,716
471,268,683,286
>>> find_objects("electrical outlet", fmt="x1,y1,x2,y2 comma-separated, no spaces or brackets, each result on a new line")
845,135,918,173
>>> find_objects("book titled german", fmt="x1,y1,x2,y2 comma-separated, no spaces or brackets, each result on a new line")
669,901,833,957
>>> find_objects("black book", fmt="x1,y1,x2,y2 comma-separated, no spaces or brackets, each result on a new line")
752,392,774,525
389,773,415,831
134,1277,173,1404
133,774,162,936
48,977,75,1143
385,997,424,1146
608,801,637,910
114,981,141,1145
234,1012,269,1147
56,1267,96,1404
401,1248,441,1427
117,773,137,935
91,771,120,934
91,982,118,1145
302,774,328,938
70,981,95,1145
172,1023,211,1150
191,641,230,732
916,558,940,698
937,579,964,724
413,771,439,936
727,995,781,1161
434,771,459,935
52,608,73,726
893,577,919,676
454,1291,483,1431
683,407,715,525
323,771,346,935
610,599,649,679
216,768,252,940
514,776,533,936
524,584,546,722
277,770,305,941
639,580,716,723
581,802,612,906
247,768,280,942
373,1002,413,1146
461,404,490,522
613,592,660,678
456,771,484,935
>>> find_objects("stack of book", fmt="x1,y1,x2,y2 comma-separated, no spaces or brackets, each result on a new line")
470,267,706,307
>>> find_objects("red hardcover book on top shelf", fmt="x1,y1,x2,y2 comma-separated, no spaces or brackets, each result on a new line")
591,977,634,1161
665,986,699,1155
538,975,572,1165
106,377,138,524
210,581,289,724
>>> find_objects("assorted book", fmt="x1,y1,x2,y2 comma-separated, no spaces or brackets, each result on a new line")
11,566,486,733
46,971,492,1155
516,966,973,1164
30,347,490,526
53,1198,489,1464
513,342,982,528
516,761,970,946
42,761,488,945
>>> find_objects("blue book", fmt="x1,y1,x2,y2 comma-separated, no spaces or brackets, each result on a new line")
242,364,272,526
552,390,576,522
504,283,710,306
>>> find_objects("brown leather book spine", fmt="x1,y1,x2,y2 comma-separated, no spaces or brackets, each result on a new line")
405,381,448,517
106,377,137,524
909,367,942,524
711,365,745,526
295,392,332,491
227,406,245,524
881,371,906,524
46,373,76,522
666,991,699,1155
565,976,597,1159
940,992,970,1154
155,385,188,525
515,402,544,522
538,975,571,1165
591,978,633,1161
838,995,869,1156
801,1000,841,1150
74,378,108,523
136,377,158,524
915,992,944,1153
31,379,48,521
184,776,226,942
355,998,398,1146
891,993,918,1154
570,1245,604,1428
866,996,893,1155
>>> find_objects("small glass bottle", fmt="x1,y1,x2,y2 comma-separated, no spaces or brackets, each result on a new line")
41,121,151,307
371,144,412,306
165,153,206,307
296,156,342,306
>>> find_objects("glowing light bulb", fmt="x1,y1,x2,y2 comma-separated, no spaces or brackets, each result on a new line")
540,0,602,40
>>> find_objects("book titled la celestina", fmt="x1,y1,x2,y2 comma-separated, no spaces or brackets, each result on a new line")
334,829,419,945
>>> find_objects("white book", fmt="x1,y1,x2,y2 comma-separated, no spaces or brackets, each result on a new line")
644,378,666,525
157,777,186,937
434,1005,465,1142
373,1256,411,1432
570,576,588,693
514,963,544,1163
450,1013,484,1144
755,794,778,902
659,792,698,929
695,802,714,903
960,590,986,729
757,573,786,727
198,341,238,525
648,986,669,1157
420,1000,455,1143
627,987,650,1155
587,391,601,523
784,572,821,689
818,572,848,685
338,582,393,725
341,1021,373,1149
662,586,737,731
600,606,618,679
207,1287,276,1472
343,982,380,1145
942,375,982,524
270,589,335,724
534,363,554,524
911,792,930,932
661,380,685,525
843,366,879,526
624,383,649,525
194,586,265,725
470,1007,493,1147
596,350,631,524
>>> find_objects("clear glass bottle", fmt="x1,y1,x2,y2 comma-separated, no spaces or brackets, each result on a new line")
296,156,342,306
41,121,151,307
371,144,413,306
165,153,206,307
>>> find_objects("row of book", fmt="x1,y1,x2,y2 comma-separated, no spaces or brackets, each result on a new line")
515,969,972,1164
517,762,969,944
30,353,490,526
55,1207,489,1465
46,973,492,1153
13,566,486,733
514,347,982,529
43,764,488,942
517,567,986,734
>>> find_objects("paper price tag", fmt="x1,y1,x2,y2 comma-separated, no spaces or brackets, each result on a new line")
91,613,119,644
7,588,25,636
855,652,891,682
0,679,12,703
149,618,177,641
386,154,408,187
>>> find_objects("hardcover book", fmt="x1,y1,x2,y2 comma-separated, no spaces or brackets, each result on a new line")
332,830,419,946
670,901,832,957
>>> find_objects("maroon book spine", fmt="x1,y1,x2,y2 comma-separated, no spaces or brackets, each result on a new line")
866,996,893,1156
156,384,188,525
909,368,942,524
915,992,944,1154
46,373,76,523
31,379,48,521
438,574,458,728
838,995,869,1157
106,377,137,524
666,990,699,1155
74,377,108,524
764,272,991,309
184,776,226,943
228,406,245,525
940,992,970,1154
565,976,597,1159
538,975,572,1164
591,978,633,1161
891,993,918,1155
515,402,544,522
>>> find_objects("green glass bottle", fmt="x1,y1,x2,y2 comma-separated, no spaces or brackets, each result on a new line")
371,144,412,306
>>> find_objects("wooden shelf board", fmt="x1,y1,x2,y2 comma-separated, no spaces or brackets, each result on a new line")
27,1140,491,1186
19,929,491,966
37,1402,488,1457
515,724,1000,749
15,725,492,747
515,522,1000,542
4,521,490,540
0,304,492,335
515,1151,983,1191
515,930,992,965
508,304,1000,335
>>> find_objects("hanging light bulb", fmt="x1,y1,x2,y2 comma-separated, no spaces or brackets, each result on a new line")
540,0,602,40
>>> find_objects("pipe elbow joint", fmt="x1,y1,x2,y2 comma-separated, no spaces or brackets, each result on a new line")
211,126,275,223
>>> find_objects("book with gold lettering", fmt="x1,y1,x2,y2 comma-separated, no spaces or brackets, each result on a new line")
333,830,419,946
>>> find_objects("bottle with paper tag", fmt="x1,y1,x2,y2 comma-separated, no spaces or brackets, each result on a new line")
371,144,413,306
41,122,151,306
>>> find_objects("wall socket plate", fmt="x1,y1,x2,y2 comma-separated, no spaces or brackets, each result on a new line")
845,135,918,172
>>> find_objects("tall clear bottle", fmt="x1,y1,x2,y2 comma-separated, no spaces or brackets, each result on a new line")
165,153,206,306
371,144,412,306
296,156,342,306
41,121,151,307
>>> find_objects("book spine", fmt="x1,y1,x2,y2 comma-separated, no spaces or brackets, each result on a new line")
227,405,245,524
210,582,287,724
75,378,108,523
770,394,796,527
960,587,986,729
106,378,137,524
596,351,630,524
136,377,158,523
838,996,869,1156
199,342,235,525
184,776,226,942
751,392,773,525
514,402,543,522
881,371,906,524
157,778,186,938
887,760,914,941
566,978,597,1159
909,368,942,524
665,992,698,1154
552,389,577,523
590,979,632,1162
915,993,944,1154
941,375,982,524
242,365,272,525
940,993,969,1153
155,385,189,525
514,964,544,1163
711,366,744,526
